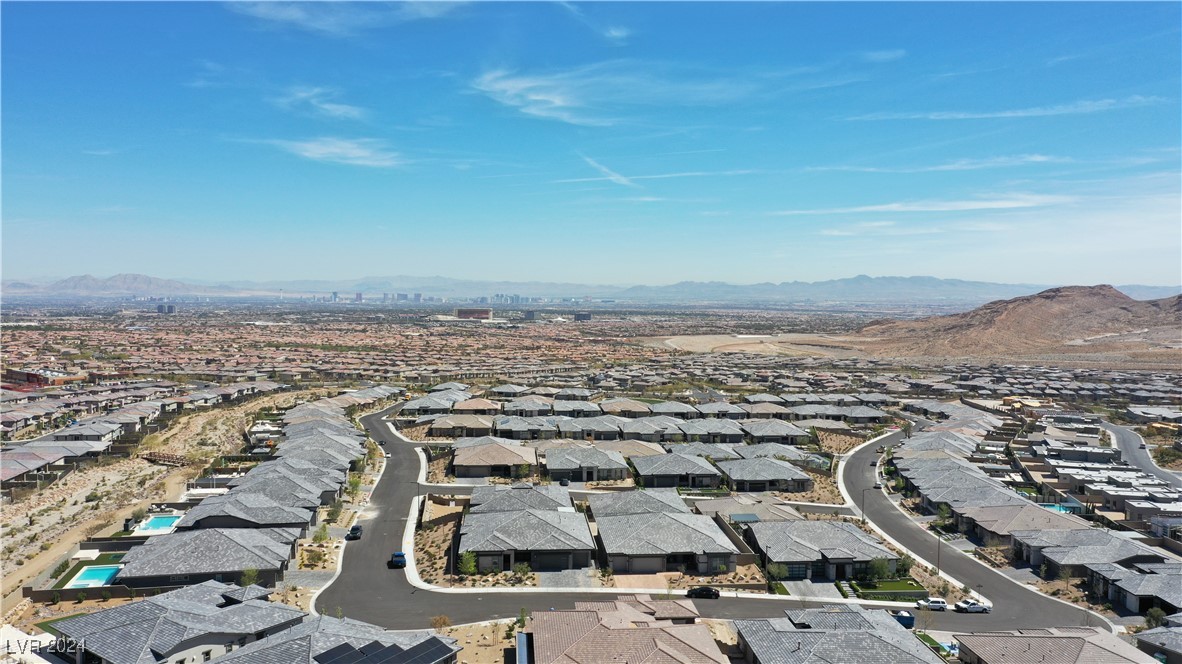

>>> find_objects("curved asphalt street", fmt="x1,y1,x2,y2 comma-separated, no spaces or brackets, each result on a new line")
1103,422,1182,489
844,429,1103,630
318,408,1100,630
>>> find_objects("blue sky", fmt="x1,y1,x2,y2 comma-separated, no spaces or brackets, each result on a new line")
3,1,1180,286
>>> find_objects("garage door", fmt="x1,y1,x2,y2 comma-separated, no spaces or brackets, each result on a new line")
629,556,666,573
533,553,570,571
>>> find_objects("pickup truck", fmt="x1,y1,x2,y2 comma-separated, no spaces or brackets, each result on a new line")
954,599,992,613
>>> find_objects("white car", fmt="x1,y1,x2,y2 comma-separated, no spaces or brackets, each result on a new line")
916,597,948,611
954,599,991,613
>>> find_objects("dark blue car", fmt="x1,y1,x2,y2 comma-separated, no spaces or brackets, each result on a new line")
388,552,407,569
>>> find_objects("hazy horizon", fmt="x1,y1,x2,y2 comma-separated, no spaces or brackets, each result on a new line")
3,2,1179,285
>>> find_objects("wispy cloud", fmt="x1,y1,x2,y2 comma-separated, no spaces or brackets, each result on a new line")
471,61,760,126
849,95,1163,120
807,154,1070,173
275,86,365,119
553,169,758,184
861,49,906,63
580,156,637,187
228,2,465,37
559,2,631,44
772,193,1073,215
261,137,403,167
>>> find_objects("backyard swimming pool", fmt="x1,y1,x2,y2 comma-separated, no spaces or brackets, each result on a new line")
132,513,182,535
65,565,122,589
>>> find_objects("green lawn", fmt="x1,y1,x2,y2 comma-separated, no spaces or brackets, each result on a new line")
858,578,923,592
51,553,126,590
772,582,790,595
915,632,948,656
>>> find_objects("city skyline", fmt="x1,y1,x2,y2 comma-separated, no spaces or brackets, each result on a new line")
3,2,1180,285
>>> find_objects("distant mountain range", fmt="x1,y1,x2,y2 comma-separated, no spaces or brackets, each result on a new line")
3,273,1179,305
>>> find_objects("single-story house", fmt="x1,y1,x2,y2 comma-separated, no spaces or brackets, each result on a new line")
545,446,629,482
716,458,813,493
745,521,897,580
452,441,539,478
115,527,297,588
458,509,595,573
596,512,738,574
631,453,722,489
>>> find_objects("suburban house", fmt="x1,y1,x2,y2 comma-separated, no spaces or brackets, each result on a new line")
51,581,305,664
596,511,738,574
428,414,495,437
740,419,810,444
114,527,297,588
451,398,501,415
735,605,944,664
217,616,460,664
586,488,690,518
954,503,1090,547
745,521,897,581
502,396,554,417
488,384,530,400
1010,529,1168,579
175,493,315,534
1084,561,1182,616
451,440,538,478
668,442,740,461
492,415,562,440
458,509,595,573
527,597,725,664
694,494,803,523
696,401,747,419
678,418,746,444
469,483,572,513
557,415,628,440
1135,625,1182,664
650,401,701,419
954,627,1156,664
544,446,629,482
599,397,653,418
716,458,814,493
551,400,602,418
631,453,722,489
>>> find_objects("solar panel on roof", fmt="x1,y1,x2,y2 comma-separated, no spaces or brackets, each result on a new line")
730,513,761,523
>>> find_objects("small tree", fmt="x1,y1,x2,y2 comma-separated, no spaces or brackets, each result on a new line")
1146,607,1167,629
100,589,112,602
936,504,951,526
513,464,531,480
458,551,477,577
517,607,528,628
240,568,259,587
865,558,891,584
512,562,532,583
898,553,915,576
75,591,87,603
131,507,147,523
312,524,329,543
430,615,451,632
766,563,789,581
1057,566,1072,596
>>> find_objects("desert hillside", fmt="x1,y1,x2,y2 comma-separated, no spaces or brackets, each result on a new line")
856,285,1182,358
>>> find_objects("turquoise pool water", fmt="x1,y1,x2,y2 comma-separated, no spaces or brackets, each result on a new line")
141,514,181,530
1038,503,1074,514
66,565,122,589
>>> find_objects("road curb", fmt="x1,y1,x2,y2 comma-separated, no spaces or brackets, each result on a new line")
310,412,392,617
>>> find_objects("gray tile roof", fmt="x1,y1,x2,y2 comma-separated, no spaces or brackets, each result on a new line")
716,457,811,482
631,452,720,478
116,528,293,580
665,442,740,460
469,483,572,513
219,616,459,664
53,581,304,664
587,489,690,516
460,509,594,553
545,446,628,472
177,492,314,529
735,605,943,664
596,512,738,556
747,521,895,564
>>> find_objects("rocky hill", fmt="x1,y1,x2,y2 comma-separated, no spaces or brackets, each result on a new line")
856,285,1182,358
41,274,221,296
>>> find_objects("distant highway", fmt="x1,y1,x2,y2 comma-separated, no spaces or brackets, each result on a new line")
1103,421,1182,489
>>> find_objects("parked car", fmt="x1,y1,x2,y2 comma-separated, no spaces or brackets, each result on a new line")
559,478,570,486
916,597,948,611
954,599,991,613
384,452,391,458
1139,443,1147,449
346,525,363,540
388,552,407,569
686,586,720,599
874,481,883,489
